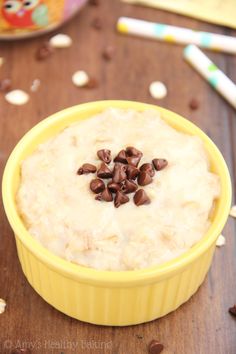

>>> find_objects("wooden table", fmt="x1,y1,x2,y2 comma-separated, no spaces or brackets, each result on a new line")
0,1,235,353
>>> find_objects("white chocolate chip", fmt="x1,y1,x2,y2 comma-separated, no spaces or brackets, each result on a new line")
30,79,41,92
72,70,89,87
0,299,6,314
216,234,225,247
0,57,4,67
229,205,236,218
49,34,72,48
5,90,29,105
149,81,167,99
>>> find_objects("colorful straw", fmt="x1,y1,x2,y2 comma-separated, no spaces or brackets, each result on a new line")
184,45,236,109
117,17,236,55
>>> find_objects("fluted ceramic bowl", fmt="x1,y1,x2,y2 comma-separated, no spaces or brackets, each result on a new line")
2,100,231,325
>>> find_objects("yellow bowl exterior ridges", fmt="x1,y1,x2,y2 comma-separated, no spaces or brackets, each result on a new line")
2,101,231,326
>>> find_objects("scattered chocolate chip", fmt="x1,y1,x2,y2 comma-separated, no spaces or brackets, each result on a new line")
148,340,164,354
102,46,115,61
152,158,168,171
97,149,111,163
126,155,142,167
91,17,102,30
96,187,113,202
123,179,138,194
90,178,105,194
36,42,54,60
136,334,143,340
107,181,120,193
0,78,11,92
140,163,155,177
137,171,152,186
229,305,236,317
126,165,140,180
134,189,151,206
77,163,97,175
11,349,31,354
114,191,129,208
89,0,99,5
113,163,127,183
97,162,112,178
189,98,199,110
114,149,127,163
84,77,98,89
126,146,143,157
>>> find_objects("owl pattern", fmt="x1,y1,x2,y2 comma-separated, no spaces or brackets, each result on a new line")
2,0,49,28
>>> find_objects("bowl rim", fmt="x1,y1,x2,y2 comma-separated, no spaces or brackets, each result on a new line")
2,100,232,287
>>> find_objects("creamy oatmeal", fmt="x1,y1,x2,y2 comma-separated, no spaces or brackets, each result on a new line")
17,108,220,270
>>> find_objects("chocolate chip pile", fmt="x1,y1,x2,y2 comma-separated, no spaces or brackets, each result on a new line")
77,147,168,208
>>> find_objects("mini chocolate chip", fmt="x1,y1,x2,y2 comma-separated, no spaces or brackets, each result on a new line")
126,155,142,167
107,181,120,193
97,162,112,178
77,163,97,175
102,46,115,61
140,163,155,177
89,0,99,5
0,78,11,92
114,191,129,208
97,149,111,163
148,340,164,354
126,146,143,157
36,42,54,60
90,178,105,194
136,334,143,339
91,17,102,30
126,165,140,180
96,187,113,202
85,77,98,89
113,163,127,183
189,98,199,110
11,349,31,354
137,171,152,186
123,179,138,194
229,305,236,317
152,158,168,171
134,189,151,206
114,149,127,163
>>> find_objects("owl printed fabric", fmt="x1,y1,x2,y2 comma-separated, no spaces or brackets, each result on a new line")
0,0,87,37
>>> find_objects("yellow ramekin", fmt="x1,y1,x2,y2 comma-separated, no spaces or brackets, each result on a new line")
2,101,231,326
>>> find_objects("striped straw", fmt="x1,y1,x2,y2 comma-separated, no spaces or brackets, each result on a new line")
117,17,236,54
184,45,236,109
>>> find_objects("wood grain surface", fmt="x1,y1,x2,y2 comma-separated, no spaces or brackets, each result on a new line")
0,1,236,353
